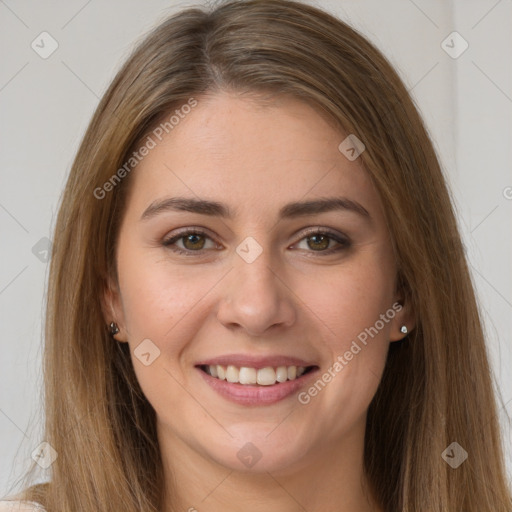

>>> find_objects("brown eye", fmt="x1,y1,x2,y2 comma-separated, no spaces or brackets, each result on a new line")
294,228,351,255
181,233,206,250
162,228,217,255
306,233,331,251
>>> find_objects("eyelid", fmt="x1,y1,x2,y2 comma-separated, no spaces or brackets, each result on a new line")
295,226,350,243
164,226,211,239
289,227,351,254
162,226,218,250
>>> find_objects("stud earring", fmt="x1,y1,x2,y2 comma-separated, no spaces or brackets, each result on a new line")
109,322,120,336
400,325,408,334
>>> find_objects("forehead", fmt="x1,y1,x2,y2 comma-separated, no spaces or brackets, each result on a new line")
123,92,383,222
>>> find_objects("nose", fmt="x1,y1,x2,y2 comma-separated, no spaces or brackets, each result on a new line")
216,246,296,337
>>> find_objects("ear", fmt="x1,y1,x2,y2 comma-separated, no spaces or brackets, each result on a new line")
100,275,128,343
388,280,416,342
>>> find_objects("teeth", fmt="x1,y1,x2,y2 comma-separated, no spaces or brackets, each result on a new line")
225,365,239,383
239,367,257,385
257,367,276,386
276,366,288,383
205,364,310,385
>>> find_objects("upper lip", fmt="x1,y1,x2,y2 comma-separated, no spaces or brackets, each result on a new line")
195,354,317,370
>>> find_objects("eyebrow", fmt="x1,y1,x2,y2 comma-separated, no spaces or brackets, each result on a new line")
140,196,371,222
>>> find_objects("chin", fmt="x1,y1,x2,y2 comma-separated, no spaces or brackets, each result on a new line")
202,424,312,474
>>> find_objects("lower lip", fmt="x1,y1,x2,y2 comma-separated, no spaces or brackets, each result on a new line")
196,367,318,406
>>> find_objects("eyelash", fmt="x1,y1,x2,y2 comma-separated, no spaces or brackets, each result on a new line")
162,227,351,257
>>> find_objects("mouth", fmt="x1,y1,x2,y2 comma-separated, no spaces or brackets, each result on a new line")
195,359,319,406
198,364,316,385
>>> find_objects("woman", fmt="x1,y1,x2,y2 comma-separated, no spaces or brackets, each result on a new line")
2,0,510,510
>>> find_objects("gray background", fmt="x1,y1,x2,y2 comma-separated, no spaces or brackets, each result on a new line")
1,0,511,496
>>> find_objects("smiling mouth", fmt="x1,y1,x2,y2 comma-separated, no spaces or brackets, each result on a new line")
198,364,317,386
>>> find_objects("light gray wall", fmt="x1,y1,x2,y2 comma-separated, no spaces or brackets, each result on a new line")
1,0,510,495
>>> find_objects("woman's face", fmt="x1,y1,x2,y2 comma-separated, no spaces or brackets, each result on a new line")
105,91,412,474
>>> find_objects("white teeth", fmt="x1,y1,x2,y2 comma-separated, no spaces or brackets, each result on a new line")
205,364,311,385
239,367,257,385
276,366,288,383
225,365,239,383
257,367,276,386
287,366,297,380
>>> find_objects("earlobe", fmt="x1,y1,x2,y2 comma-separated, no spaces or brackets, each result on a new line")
388,275,416,341
389,300,415,342
101,277,128,342
109,322,120,336
388,281,416,342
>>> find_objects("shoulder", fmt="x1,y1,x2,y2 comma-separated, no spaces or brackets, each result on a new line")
0,501,45,511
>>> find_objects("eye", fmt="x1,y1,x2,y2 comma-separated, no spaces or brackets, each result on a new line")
293,227,351,255
162,228,218,255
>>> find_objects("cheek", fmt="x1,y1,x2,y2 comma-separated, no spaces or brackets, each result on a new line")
292,253,395,417
116,253,213,410
117,246,215,342
304,255,395,348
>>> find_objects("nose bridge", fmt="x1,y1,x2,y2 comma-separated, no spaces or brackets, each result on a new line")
236,239,278,291
216,235,296,335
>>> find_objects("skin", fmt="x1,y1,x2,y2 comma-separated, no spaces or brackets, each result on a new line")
103,91,414,512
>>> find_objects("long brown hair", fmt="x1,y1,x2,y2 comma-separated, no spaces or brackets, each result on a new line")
9,0,511,510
